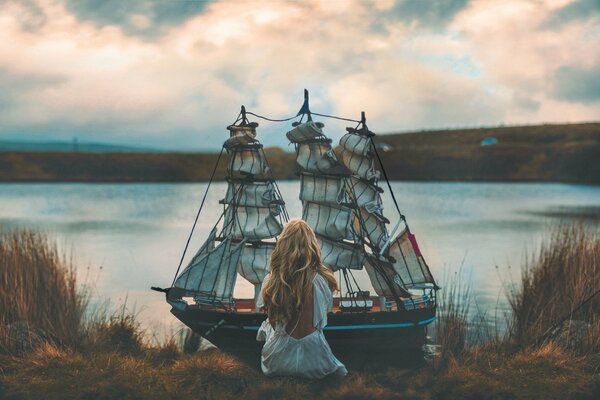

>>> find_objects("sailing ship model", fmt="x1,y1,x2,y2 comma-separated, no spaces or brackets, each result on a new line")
153,91,438,359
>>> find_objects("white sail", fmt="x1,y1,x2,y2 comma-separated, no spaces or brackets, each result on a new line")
173,237,225,293
228,147,270,178
388,230,433,285
364,255,397,297
286,121,323,143
302,201,353,240
174,237,245,301
174,229,218,291
353,208,389,250
317,236,364,271
341,149,380,181
210,239,246,302
299,173,345,205
296,141,338,172
186,227,217,269
225,125,257,148
348,176,383,214
223,181,277,207
224,205,283,240
238,242,274,285
339,132,372,157
288,122,365,272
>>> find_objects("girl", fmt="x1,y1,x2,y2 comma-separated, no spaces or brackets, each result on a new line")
256,219,347,378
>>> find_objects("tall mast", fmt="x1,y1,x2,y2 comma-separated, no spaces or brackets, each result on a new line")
287,91,366,296
339,112,436,309
172,107,288,307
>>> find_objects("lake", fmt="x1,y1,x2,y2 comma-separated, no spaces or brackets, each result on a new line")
1,182,598,335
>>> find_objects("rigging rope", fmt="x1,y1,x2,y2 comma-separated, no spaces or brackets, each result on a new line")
245,111,299,123
171,146,225,287
245,110,362,124
312,112,361,123
371,141,405,222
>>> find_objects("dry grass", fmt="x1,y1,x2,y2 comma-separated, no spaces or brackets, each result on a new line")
1,225,599,399
507,224,600,350
0,229,86,352
1,340,597,400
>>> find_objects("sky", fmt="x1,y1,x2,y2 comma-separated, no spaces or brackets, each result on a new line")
0,0,599,150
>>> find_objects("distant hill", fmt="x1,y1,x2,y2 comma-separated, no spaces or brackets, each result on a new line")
0,140,157,153
372,122,600,183
0,122,598,183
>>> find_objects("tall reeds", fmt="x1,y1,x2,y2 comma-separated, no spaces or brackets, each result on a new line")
0,229,86,352
507,224,600,350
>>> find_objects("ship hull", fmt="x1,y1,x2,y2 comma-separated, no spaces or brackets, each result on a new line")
170,304,435,364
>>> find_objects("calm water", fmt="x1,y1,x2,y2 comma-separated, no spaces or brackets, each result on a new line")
1,182,598,333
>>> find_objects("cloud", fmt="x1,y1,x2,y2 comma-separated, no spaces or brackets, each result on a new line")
553,64,600,103
64,0,210,39
544,0,600,28
389,0,470,28
0,0,598,150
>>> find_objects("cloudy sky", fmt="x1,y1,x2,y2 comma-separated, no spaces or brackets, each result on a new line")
0,0,598,150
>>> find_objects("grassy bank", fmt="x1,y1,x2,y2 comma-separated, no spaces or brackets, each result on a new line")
377,122,600,184
0,226,599,399
0,122,598,183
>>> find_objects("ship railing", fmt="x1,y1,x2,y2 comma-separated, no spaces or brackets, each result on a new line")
401,283,436,310
193,292,236,312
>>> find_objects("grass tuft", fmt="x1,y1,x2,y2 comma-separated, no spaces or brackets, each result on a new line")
507,224,600,349
0,229,86,353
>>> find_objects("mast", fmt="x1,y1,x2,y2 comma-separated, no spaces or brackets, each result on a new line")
339,112,437,309
287,92,366,301
172,107,288,307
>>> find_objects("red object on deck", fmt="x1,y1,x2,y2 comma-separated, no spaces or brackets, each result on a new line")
408,233,422,257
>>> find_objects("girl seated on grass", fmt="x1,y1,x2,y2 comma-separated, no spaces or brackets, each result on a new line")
257,219,347,379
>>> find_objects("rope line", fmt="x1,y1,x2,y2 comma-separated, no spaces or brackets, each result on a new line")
171,146,225,287
245,111,299,122
245,110,361,124
312,112,361,123
371,140,405,220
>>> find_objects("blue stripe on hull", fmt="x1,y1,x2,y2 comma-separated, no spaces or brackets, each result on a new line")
240,316,436,331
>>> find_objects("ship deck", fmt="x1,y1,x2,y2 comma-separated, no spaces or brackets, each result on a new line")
187,293,434,314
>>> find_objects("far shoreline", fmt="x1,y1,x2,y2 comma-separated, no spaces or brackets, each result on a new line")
1,122,598,184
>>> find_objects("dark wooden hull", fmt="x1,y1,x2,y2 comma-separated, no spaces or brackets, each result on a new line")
170,303,435,364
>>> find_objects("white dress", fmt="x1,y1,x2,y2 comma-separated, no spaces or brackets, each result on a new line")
256,273,348,378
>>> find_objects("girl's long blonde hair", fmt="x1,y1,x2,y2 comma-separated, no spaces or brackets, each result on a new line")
261,219,338,326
